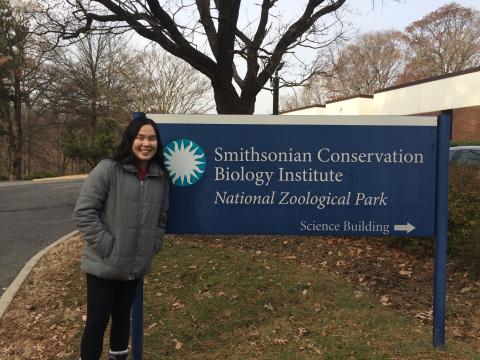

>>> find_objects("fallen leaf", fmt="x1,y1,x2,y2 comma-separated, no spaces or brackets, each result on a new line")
452,329,463,337
399,270,412,277
264,303,274,311
415,310,433,321
173,338,182,350
172,301,185,310
273,338,288,345
297,327,309,337
147,323,158,330
354,291,363,299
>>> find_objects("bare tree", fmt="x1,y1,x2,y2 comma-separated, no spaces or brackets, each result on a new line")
0,0,53,179
127,46,214,114
43,34,216,168
46,33,134,126
319,30,404,99
281,29,404,108
0,0,26,179
36,0,348,114
280,79,326,111
44,33,134,168
282,2,480,111
401,2,480,82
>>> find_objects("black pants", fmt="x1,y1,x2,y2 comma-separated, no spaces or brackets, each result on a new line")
80,274,140,360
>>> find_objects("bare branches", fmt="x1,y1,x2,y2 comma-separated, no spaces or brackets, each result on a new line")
285,2,480,112
401,2,480,82
35,0,351,113
128,45,214,114
196,0,218,58
255,0,346,92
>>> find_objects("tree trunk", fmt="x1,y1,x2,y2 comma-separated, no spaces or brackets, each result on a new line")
212,82,256,114
11,74,23,180
24,100,32,179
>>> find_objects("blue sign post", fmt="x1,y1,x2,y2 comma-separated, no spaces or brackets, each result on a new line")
433,114,451,348
131,114,450,358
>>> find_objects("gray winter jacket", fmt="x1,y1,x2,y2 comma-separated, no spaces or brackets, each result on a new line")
73,159,169,280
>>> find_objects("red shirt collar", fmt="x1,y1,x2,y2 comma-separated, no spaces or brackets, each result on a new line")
138,167,148,181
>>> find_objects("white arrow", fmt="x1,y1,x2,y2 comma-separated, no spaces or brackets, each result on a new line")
394,223,415,234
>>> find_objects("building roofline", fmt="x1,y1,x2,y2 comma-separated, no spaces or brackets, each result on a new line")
325,94,373,104
281,66,480,114
279,103,325,114
279,94,375,114
374,66,480,94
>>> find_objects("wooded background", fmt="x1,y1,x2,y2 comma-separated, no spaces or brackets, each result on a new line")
1,1,479,180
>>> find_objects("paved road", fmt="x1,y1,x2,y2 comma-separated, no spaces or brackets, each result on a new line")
0,179,84,294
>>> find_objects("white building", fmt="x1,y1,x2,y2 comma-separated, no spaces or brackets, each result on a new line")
281,67,480,141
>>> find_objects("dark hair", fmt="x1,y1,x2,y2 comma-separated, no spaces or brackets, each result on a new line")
112,115,165,169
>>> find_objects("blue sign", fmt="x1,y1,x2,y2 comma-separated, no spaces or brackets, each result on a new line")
151,115,438,237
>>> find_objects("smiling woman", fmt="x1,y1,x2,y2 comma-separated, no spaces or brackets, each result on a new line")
131,125,158,169
73,113,170,360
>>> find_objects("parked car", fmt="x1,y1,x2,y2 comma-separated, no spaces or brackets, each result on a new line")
449,146,480,166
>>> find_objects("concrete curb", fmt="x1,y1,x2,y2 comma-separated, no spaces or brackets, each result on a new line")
32,175,87,183
0,230,80,320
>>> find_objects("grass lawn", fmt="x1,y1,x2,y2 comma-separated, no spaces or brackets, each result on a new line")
142,239,478,359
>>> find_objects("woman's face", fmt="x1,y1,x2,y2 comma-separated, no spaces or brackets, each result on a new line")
132,124,158,164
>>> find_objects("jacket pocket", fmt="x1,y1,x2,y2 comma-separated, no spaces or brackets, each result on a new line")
89,232,115,259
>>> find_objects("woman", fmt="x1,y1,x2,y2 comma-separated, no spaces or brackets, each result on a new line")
73,114,169,360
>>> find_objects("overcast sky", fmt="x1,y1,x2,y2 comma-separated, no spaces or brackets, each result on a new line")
254,0,480,114
349,0,480,32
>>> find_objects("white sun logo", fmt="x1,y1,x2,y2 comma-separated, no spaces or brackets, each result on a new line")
163,139,206,187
